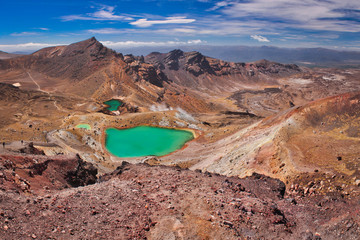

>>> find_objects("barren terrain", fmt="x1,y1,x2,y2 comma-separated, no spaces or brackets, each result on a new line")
0,38,359,239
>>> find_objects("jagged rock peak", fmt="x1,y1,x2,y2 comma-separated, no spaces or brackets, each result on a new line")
166,49,184,59
185,51,206,63
123,54,145,64
30,36,116,60
169,49,184,54
162,49,184,70
48,36,119,61
186,51,203,56
63,37,104,53
89,36,97,42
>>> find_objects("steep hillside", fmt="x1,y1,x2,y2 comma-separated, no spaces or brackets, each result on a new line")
0,37,118,79
160,91,360,194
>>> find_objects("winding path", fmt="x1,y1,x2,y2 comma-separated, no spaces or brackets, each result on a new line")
26,70,65,112
26,71,42,92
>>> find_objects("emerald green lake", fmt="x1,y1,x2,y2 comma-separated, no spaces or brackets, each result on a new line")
104,99,122,111
105,126,194,157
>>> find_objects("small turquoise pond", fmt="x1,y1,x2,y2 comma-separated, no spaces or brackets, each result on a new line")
76,124,91,130
104,99,122,111
105,126,194,157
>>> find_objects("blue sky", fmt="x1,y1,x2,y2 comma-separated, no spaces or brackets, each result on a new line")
0,0,360,53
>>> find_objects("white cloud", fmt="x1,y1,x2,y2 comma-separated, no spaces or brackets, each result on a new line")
155,28,197,34
101,39,205,48
187,39,204,44
88,23,258,37
310,34,339,39
0,43,63,53
130,16,195,27
151,18,264,36
87,28,152,35
10,28,49,37
61,5,133,21
10,32,40,37
251,35,270,42
208,1,232,11
172,28,197,33
88,28,126,34
219,0,360,32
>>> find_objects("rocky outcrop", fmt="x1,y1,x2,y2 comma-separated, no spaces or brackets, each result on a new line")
164,49,184,70
0,154,97,194
184,51,215,76
19,142,45,155
124,54,169,87
0,83,24,101
253,59,301,74
65,155,98,187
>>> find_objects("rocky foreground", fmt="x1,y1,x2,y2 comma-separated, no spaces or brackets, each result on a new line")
0,153,359,239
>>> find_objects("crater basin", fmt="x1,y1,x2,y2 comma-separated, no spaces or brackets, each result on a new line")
104,99,123,111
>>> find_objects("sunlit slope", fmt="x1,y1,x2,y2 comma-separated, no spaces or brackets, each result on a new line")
194,91,360,182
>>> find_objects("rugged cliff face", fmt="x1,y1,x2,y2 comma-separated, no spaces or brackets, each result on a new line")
123,54,169,87
146,49,303,92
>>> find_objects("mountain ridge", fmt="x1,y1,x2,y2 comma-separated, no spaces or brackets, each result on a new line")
113,45,360,67
145,48,303,93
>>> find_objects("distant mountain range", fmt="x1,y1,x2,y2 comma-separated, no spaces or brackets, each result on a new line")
3,43,360,67
113,45,360,68
0,50,22,59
